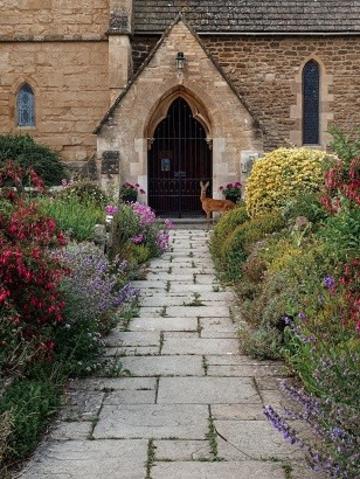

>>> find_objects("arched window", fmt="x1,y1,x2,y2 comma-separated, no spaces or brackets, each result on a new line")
303,60,320,145
16,84,35,127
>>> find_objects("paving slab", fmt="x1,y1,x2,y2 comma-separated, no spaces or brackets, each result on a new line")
207,364,289,377
215,420,303,460
152,461,286,478
119,355,204,376
69,377,156,391
18,440,147,479
129,317,198,331
94,404,208,439
170,283,223,293
105,331,160,347
162,338,239,355
49,421,92,441
60,390,104,421
158,377,261,404
154,440,212,461
166,306,230,317
212,403,266,421
104,346,160,356
104,389,156,405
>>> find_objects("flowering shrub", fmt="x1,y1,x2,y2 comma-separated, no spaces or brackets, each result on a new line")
109,202,171,261
58,180,109,208
59,242,138,318
220,182,242,203
246,148,329,217
131,202,156,226
0,163,68,372
120,182,145,203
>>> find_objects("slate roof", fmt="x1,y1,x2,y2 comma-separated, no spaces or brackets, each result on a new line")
134,0,360,33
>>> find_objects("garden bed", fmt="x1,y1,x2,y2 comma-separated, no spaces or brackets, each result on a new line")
211,134,359,478
0,165,171,475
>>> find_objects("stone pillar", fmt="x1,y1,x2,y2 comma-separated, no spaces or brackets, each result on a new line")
108,0,133,102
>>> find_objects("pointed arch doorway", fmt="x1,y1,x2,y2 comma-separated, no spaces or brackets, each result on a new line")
148,97,212,217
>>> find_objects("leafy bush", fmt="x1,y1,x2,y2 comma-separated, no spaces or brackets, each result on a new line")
221,212,285,281
0,378,60,461
329,125,360,165
282,192,327,225
210,206,248,265
246,148,329,217
37,196,105,242
58,181,109,209
0,135,67,186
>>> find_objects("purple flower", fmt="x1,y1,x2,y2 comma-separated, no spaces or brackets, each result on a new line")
283,315,292,325
298,312,307,321
323,275,336,290
156,231,170,252
131,234,145,245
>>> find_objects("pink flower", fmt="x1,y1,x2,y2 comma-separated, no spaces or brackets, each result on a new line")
131,234,145,245
164,219,174,230
105,204,119,216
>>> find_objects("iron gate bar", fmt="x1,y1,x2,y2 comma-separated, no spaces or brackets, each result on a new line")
148,98,212,218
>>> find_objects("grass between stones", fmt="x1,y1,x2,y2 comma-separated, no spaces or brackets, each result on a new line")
146,439,156,479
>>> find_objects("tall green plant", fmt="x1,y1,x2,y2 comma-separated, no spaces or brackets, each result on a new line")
37,196,104,242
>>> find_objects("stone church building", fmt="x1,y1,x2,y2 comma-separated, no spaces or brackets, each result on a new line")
1,1,360,215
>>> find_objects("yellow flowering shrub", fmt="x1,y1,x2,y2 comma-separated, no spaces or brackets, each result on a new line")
246,148,329,217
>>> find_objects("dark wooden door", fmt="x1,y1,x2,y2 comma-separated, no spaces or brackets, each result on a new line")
148,98,212,217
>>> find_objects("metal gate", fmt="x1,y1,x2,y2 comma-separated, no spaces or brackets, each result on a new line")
148,98,212,217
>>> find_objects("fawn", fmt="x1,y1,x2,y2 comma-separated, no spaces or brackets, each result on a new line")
200,181,235,224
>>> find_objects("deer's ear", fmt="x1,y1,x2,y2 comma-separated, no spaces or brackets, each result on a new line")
205,181,210,188
200,181,204,188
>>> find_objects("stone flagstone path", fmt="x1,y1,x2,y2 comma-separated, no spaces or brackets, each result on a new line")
17,229,317,479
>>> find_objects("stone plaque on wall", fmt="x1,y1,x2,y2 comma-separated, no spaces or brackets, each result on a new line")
102,151,120,175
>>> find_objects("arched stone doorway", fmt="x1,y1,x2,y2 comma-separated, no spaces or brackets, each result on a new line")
148,97,212,217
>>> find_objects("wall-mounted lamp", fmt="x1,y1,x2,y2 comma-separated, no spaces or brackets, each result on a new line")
176,52,186,71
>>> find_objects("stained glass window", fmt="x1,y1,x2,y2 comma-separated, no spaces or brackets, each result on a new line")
303,60,320,145
17,84,35,127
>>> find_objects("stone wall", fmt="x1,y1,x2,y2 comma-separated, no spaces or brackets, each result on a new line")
202,35,360,150
132,34,360,150
0,41,110,163
132,35,160,72
0,0,109,40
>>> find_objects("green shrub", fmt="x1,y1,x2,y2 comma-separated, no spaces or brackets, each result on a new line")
130,245,152,265
210,206,249,265
221,212,285,281
109,204,140,260
58,181,109,208
282,192,327,225
37,196,104,242
0,378,60,461
239,326,283,360
0,135,67,186
246,148,329,217
329,125,360,166
320,203,360,261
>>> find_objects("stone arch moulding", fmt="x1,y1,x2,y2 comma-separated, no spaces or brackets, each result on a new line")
144,86,213,145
